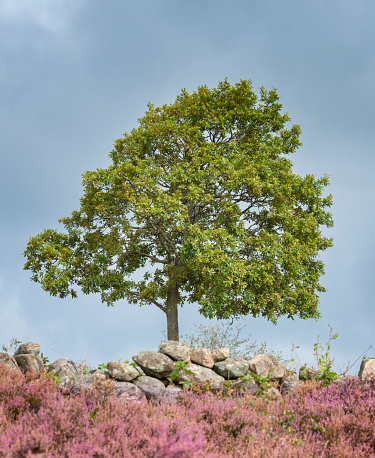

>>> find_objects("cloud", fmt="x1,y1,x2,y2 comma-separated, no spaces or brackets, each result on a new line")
0,0,84,32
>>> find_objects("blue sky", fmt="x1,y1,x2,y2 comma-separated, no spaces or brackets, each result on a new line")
1,0,374,375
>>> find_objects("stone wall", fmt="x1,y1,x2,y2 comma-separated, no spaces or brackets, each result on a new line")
1,340,374,404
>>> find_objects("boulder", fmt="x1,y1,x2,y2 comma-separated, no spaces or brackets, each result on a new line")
249,354,286,382
14,342,40,357
230,377,262,396
358,359,375,381
213,357,250,380
162,384,183,404
132,351,175,379
280,375,305,395
336,375,353,384
212,348,230,362
14,354,45,375
173,362,225,390
159,341,193,361
72,376,147,404
263,387,283,401
0,353,20,372
107,361,140,382
47,358,80,388
190,347,215,368
85,369,109,382
133,375,165,403
110,381,147,403
70,369,110,398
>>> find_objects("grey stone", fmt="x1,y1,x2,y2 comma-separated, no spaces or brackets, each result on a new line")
70,370,111,398
88,369,109,380
230,377,262,396
14,354,45,375
14,342,40,357
162,384,183,404
336,375,354,384
133,375,166,403
47,358,80,388
190,347,215,368
110,380,147,403
280,375,304,395
174,362,225,390
212,348,230,362
358,359,375,381
159,341,193,361
132,351,175,379
107,361,140,382
0,353,21,372
263,387,282,400
213,357,250,380
249,354,286,382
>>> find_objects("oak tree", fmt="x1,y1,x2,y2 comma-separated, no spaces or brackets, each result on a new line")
24,79,333,341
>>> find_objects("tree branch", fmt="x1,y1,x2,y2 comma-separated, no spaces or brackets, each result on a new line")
127,290,166,313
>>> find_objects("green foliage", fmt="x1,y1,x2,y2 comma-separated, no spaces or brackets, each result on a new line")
23,79,333,335
288,343,301,374
2,337,22,353
40,353,50,368
89,407,100,422
187,370,277,401
292,324,339,386
222,379,233,391
278,409,295,433
248,371,274,392
97,358,142,373
42,372,60,383
298,364,308,380
312,325,339,385
217,371,275,398
169,360,195,390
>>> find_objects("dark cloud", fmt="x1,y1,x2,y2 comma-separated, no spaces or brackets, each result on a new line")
1,0,374,373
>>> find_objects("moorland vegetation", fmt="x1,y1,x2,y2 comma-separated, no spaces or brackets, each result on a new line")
1,323,374,457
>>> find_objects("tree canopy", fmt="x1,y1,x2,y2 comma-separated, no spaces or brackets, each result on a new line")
23,79,333,340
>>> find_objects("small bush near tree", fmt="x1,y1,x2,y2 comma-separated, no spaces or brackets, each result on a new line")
163,320,289,366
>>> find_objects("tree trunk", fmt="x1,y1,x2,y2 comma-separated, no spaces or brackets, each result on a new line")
166,283,179,341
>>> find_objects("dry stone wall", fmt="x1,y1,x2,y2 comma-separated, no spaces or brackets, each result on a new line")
1,340,374,405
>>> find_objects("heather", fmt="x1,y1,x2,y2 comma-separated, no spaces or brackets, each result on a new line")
1,364,375,457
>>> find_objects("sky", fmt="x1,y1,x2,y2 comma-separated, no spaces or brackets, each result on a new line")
1,0,374,376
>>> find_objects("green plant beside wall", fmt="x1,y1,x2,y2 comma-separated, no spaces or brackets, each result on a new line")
169,360,195,390
293,324,339,387
98,359,143,374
